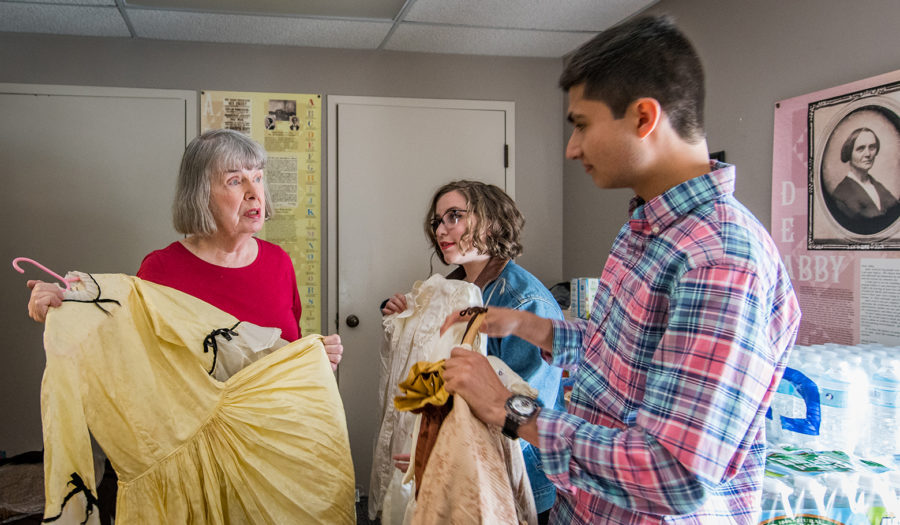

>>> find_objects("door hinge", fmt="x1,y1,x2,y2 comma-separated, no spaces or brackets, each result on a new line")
503,144,509,168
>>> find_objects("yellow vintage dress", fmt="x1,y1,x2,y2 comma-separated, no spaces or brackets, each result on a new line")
40,273,355,524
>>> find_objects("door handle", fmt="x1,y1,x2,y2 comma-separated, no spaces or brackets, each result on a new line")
345,314,360,328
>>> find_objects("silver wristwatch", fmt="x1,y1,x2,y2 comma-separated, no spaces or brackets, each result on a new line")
502,394,541,439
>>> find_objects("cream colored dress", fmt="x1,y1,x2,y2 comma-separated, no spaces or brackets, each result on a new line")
398,349,538,525
371,274,536,525
41,272,355,524
369,274,484,524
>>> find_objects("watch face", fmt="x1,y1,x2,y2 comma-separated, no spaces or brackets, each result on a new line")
508,396,536,417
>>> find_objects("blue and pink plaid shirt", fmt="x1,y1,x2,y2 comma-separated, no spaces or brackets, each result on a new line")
540,163,800,524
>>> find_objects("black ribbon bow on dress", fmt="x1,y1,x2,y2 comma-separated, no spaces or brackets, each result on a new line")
203,323,241,375
61,273,121,316
43,472,99,524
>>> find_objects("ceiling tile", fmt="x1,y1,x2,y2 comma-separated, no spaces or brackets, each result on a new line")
0,3,129,36
403,0,657,32
5,0,115,5
384,23,594,58
124,0,406,20
0,0,654,57
127,9,392,48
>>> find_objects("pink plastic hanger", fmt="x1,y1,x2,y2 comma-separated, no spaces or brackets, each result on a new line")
11,257,79,291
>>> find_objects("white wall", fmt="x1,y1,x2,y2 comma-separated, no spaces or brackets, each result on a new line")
563,0,900,279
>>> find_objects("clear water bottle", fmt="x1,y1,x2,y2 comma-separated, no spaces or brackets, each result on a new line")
858,472,899,525
847,353,871,456
760,476,795,523
800,349,826,391
770,347,825,449
818,347,839,368
872,347,891,368
824,472,869,525
791,474,828,520
889,470,900,515
769,348,804,447
861,348,881,380
767,389,786,447
866,357,900,459
818,353,868,453
788,349,826,450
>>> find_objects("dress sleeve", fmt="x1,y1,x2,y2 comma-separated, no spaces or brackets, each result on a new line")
136,278,239,357
537,264,791,516
40,345,100,522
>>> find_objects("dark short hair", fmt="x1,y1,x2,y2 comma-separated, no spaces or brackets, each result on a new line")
173,129,274,235
840,127,880,163
559,15,706,143
425,180,524,265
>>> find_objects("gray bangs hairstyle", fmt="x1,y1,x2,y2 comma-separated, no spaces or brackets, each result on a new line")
172,129,274,235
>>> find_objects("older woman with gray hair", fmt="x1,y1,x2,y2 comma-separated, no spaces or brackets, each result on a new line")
27,129,342,368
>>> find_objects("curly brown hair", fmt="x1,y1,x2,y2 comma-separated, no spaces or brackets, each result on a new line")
424,180,524,265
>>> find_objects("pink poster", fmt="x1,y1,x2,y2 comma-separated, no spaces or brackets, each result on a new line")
772,70,900,346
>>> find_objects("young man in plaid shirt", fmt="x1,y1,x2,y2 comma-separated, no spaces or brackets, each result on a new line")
443,15,800,524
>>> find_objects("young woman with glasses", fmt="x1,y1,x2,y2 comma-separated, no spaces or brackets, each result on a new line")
381,180,564,524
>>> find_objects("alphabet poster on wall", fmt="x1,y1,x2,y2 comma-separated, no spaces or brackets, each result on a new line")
201,90,323,336
772,70,900,346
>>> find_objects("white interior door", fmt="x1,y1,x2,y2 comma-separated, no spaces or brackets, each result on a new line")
0,83,196,456
327,96,513,494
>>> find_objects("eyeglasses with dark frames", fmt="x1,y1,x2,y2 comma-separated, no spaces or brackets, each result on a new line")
430,208,468,232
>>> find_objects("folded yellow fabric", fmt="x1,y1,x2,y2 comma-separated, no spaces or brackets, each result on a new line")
394,360,449,412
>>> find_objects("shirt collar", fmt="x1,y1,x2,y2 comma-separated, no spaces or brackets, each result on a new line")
446,257,509,290
628,161,735,234
847,170,874,186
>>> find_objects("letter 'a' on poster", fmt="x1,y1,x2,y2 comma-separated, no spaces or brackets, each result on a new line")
201,90,323,336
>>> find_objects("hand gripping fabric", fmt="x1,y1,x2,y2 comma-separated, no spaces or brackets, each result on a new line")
395,307,536,524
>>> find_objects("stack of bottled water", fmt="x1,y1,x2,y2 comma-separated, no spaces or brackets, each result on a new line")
762,343,900,525
760,344,900,525
760,449,899,524
768,343,900,459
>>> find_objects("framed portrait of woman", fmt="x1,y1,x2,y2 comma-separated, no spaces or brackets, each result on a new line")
808,80,900,249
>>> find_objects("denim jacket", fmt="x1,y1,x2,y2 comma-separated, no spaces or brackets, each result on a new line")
448,258,564,513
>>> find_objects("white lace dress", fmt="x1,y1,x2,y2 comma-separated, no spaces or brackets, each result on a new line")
367,274,484,523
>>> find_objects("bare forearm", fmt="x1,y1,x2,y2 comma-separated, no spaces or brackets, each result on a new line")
500,310,554,352
442,306,555,352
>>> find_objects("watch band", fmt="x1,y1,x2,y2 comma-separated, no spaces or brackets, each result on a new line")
502,414,520,439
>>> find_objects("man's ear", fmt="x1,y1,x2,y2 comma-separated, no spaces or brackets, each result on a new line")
631,98,661,140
